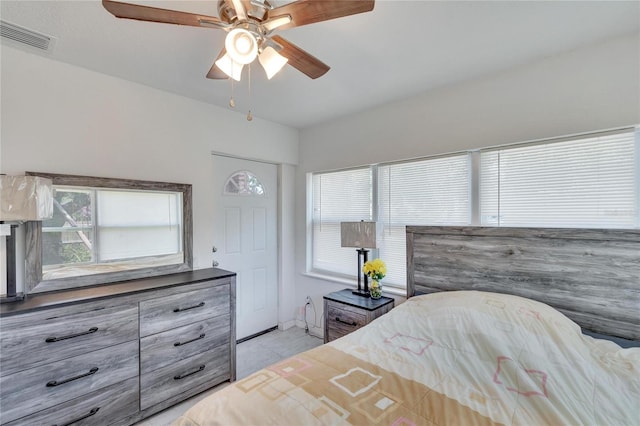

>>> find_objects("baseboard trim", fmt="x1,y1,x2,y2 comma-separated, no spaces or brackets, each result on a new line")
236,325,278,344
278,320,296,331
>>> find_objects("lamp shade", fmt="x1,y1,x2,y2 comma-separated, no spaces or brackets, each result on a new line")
215,53,243,81
0,175,53,221
225,28,258,65
340,221,378,249
258,46,288,80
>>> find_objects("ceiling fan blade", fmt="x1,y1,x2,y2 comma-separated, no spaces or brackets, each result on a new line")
262,15,293,32
207,48,230,79
271,35,329,79
207,64,230,80
102,0,226,29
268,0,374,30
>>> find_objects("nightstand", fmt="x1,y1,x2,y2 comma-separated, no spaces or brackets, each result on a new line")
323,289,394,343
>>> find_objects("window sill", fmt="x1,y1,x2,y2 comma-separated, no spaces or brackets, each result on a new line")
43,253,184,280
302,271,407,297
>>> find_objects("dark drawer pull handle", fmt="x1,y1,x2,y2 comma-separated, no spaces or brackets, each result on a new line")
174,364,205,380
335,317,357,326
46,367,99,387
45,327,99,343
52,407,100,426
174,333,206,347
173,302,205,313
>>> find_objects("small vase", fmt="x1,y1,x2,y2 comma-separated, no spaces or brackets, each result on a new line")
370,280,382,299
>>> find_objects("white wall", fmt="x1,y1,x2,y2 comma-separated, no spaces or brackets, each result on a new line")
3,32,639,336
278,163,297,329
0,46,300,326
294,34,640,317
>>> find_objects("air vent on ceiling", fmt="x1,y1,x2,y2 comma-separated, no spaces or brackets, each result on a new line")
1,20,54,52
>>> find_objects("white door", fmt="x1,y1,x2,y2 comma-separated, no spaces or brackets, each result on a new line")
212,155,278,340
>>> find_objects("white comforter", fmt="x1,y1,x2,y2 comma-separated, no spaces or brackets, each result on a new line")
176,291,640,425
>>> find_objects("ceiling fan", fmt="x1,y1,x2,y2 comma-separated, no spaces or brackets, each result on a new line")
102,0,375,81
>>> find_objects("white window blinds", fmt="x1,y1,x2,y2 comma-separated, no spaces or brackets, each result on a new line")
97,190,182,261
311,168,372,275
378,154,471,288
480,130,638,228
308,127,638,289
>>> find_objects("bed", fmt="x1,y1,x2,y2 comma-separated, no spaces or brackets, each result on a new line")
175,226,640,425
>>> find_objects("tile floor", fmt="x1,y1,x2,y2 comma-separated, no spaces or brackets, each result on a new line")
135,326,323,426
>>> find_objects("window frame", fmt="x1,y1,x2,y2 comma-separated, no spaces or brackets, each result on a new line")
309,166,373,278
25,172,193,294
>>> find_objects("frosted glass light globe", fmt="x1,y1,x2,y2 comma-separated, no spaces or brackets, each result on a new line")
225,29,258,65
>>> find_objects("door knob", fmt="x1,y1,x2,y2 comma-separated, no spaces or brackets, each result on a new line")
212,246,218,253
212,260,219,267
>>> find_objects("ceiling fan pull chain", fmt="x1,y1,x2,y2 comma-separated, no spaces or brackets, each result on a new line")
247,63,253,121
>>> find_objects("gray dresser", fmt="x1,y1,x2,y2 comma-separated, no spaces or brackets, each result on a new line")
0,268,236,425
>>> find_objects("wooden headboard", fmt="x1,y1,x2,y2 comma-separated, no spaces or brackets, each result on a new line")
406,226,640,341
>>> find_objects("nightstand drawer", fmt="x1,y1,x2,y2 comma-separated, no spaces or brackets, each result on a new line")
0,302,138,376
324,289,394,343
326,302,367,335
139,282,230,337
326,301,367,326
0,340,138,424
140,314,231,375
140,345,230,409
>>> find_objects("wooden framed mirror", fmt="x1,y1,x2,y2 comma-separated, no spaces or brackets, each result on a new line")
25,172,193,294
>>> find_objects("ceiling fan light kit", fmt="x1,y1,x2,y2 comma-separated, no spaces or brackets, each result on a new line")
102,0,375,115
215,53,243,81
258,46,288,80
225,28,258,65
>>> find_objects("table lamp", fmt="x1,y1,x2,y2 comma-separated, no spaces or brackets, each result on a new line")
0,175,53,302
340,221,378,297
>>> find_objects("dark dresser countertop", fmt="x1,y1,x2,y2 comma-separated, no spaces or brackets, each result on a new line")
0,268,235,317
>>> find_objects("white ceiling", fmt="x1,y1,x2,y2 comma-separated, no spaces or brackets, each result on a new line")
2,1,638,129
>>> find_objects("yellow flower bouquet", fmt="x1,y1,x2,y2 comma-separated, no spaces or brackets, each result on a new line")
363,258,386,298
362,258,386,281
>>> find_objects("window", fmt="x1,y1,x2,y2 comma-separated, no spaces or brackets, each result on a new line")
26,172,192,294
378,154,471,288
308,126,639,290
224,171,265,195
309,154,471,288
311,168,372,276
480,129,638,228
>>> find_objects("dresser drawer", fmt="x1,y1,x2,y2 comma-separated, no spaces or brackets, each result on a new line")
140,344,230,410
140,283,230,337
0,341,138,424
4,377,139,426
0,302,138,376
141,314,231,375
326,301,367,339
